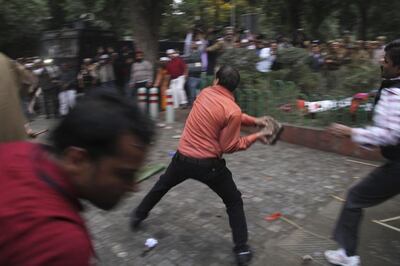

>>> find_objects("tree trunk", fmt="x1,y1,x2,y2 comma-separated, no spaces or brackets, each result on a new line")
308,0,334,40
286,0,303,32
214,0,220,25
129,0,169,63
47,0,66,29
357,1,369,40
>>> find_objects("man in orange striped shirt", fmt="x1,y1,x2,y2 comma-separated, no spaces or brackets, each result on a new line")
131,65,272,266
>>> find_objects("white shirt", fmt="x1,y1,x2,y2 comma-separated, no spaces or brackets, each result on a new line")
256,48,276,73
352,78,400,147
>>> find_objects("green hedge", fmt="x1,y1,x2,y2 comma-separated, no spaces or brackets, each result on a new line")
217,47,379,127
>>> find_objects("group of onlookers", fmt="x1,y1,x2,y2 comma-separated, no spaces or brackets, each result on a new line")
13,27,388,123
16,44,204,122
305,36,386,72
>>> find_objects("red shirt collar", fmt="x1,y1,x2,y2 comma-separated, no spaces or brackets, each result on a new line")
34,144,83,211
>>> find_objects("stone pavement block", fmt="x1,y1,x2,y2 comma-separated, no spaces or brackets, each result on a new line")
177,259,195,266
317,200,343,220
253,244,306,266
157,259,175,266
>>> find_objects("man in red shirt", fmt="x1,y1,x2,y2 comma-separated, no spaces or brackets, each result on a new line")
165,49,188,108
131,66,273,266
0,93,154,265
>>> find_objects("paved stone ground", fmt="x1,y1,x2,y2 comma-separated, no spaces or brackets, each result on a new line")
30,111,399,266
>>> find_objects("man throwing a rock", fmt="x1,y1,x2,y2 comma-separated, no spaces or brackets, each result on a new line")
131,65,278,266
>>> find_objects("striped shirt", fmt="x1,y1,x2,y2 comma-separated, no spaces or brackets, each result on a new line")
129,61,153,85
178,85,259,159
352,80,400,147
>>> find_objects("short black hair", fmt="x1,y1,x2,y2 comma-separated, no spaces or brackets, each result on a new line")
385,39,400,67
50,92,155,160
216,65,240,92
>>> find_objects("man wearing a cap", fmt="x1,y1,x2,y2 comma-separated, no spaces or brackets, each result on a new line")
97,54,115,90
206,27,236,52
166,49,188,108
129,50,153,102
205,27,236,84
78,58,97,94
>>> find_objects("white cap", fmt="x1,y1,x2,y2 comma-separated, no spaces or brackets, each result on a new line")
166,49,175,55
160,57,170,62
43,58,53,65
100,54,109,59
241,39,249,43
195,41,202,45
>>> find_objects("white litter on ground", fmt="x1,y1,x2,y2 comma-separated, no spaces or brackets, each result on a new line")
145,238,158,248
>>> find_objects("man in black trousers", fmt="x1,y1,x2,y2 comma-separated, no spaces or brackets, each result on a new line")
325,39,400,266
131,65,275,266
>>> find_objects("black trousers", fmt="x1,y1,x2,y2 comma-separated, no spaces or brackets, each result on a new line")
135,152,249,252
42,88,59,117
333,161,400,256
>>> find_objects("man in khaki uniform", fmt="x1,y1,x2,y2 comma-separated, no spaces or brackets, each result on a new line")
206,26,236,53
351,41,371,63
0,53,36,142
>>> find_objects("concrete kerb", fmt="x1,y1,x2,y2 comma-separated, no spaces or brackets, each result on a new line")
279,123,384,162
241,122,383,162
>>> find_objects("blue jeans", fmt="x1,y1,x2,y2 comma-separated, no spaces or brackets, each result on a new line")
188,77,201,105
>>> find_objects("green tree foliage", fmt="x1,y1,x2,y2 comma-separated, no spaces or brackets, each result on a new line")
60,0,136,36
267,47,380,99
160,0,255,38
0,0,48,56
260,0,400,41
219,46,379,126
0,0,171,60
217,47,264,90
1,0,400,58
269,47,322,98
159,0,399,41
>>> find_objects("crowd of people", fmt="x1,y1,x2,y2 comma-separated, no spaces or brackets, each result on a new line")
182,27,387,74
0,26,399,266
14,48,199,122
11,26,388,125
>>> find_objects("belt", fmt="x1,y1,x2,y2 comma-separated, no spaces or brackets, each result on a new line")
175,151,220,167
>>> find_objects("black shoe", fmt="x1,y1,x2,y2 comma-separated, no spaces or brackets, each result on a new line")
130,217,144,230
235,250,253,266
130,210,145,231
